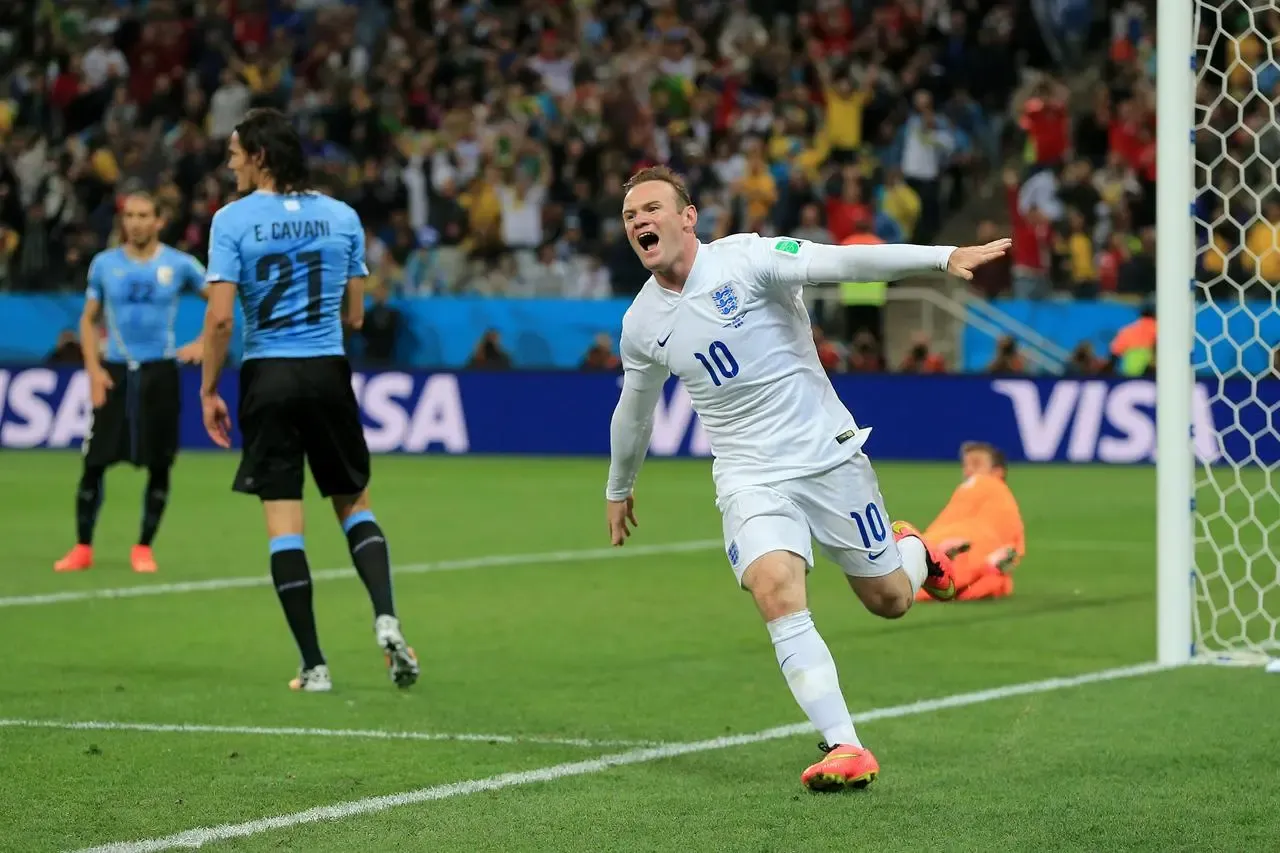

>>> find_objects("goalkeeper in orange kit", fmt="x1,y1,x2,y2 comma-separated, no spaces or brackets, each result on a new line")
909,441,1025,602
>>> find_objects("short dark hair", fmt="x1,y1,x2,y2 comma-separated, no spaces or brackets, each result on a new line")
622,165,692,208
235,108,310,193
122,191,158,213
961,441,1007,472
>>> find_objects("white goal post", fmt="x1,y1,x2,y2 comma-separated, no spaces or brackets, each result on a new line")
1156,0,1195,666
1161,0,1280,667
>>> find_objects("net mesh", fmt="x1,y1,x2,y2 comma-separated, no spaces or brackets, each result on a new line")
1192,0,1280,660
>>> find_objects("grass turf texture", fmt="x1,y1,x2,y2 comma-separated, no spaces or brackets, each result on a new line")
0,452,1276,852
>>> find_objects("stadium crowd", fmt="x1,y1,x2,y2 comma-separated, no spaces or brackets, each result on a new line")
989,1,1157,303
0,0,1030,303
997,0,1280,307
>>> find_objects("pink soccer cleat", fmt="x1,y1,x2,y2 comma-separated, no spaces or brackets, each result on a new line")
54,544,94,573
800,742,880,792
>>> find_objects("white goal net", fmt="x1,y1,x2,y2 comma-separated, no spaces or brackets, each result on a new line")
1189,0,1280,662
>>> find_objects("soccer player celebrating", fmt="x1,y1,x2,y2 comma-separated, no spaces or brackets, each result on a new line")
55,192,207,575
911,441,1025,602
604,166,1010,791
198,108,418,693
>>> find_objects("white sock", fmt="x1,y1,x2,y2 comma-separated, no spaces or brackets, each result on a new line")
766,609,861,748
898,535,929,595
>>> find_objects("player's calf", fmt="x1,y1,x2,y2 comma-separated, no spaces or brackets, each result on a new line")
334,495,418,688
56,465,107,572
847,571,914,619
268,533,327,683
138,465,171,552
335,499,397,619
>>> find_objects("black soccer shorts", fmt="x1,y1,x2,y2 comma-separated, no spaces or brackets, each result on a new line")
82,359,180,470
233,355,371,501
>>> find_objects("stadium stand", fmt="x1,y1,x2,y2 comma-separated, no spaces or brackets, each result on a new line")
0,0,1029,308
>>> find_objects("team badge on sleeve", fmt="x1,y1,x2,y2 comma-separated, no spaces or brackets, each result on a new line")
712,284,739,317
773,238,802,255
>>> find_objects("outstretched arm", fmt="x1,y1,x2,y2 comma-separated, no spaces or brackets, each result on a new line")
758,236,1011,286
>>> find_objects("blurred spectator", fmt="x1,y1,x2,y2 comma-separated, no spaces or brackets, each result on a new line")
1066,341,1104,376
1243,198,1280,284
468,330,512,371
847,329,886,373
793,203,834,246
0,222,19,288
986,336,1026,374
970,220,1012,298
46,330,82,365
812,325,842,374
1016,78,1071,169
580,333,621,372
898,333,947,374
1117,227,1156,296
901,91,955,243
523,244,572,299
826,169,874,244
567,255,612,300
878,169,921,242
1056,208,1098,298
1004,168,1052,300
1109,305,1156,377
360,285,401,367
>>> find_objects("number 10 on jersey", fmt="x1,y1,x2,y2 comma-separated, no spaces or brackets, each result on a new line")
693,341,739,386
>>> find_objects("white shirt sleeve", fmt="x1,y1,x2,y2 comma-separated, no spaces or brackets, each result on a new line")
749,234,956,290
605,324,669,501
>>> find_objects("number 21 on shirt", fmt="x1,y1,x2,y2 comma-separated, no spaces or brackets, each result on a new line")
256,251,323,329
693,341,739,387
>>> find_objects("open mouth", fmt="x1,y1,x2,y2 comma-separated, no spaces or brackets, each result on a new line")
637,231,660,251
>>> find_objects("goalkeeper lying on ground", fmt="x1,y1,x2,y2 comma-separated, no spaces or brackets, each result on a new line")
911,441,1025,602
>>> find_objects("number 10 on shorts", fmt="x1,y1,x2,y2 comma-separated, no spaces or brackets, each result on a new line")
849,502,887,549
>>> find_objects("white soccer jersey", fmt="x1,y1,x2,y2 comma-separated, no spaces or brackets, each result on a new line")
618,233,871,498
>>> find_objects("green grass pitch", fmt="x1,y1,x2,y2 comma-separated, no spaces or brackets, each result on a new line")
0,452,1277,852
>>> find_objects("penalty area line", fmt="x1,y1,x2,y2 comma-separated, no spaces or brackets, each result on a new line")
0,540,722,609
0,718,661,750
73,661,1177,853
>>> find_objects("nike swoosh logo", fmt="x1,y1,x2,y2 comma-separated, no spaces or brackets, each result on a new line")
868,548,887,561
656,333,671,347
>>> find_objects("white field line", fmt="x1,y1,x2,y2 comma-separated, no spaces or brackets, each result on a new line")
73,661,1176,853
2,538,1143,611
0,718,657,750
0,540,722,609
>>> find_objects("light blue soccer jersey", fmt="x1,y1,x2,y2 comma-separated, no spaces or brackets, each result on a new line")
86,245,207,365
205,191,367,361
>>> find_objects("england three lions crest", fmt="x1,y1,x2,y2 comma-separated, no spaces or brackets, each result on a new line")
711,284,739,317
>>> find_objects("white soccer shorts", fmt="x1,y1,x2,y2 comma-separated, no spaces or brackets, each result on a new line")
716,452,902,586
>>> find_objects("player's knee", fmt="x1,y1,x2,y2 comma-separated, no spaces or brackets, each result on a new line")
743,552,807,621
331,490,371,522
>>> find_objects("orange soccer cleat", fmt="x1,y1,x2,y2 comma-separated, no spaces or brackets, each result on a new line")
130,544,158,574
54,544,94,573
892,520,957,600
801,742,880,792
